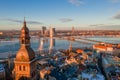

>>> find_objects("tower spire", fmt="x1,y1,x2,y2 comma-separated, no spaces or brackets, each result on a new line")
24,17,25,21
20,18,30,46
24,17,26,27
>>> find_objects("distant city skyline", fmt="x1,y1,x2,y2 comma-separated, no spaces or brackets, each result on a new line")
0,0,120,30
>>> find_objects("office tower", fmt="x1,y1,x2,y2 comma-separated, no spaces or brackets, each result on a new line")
49,27,55,54
41,26,46,37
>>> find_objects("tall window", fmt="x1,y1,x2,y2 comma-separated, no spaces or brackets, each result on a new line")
22,40,24,44
23,66,26,71
19,66,21,71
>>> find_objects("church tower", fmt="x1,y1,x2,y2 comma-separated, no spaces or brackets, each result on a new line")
13,19,36,80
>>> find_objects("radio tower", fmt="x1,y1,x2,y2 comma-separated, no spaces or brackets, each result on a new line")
69,27,74,52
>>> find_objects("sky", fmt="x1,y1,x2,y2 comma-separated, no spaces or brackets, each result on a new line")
0,0,120,30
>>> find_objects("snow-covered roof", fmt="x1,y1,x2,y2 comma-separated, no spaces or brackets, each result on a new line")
0,64,5,72
81,72,105,80
38,60,48,65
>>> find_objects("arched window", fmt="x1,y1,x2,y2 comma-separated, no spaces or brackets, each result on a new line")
19,66,21,71
23,66,26,71
22,40,24,44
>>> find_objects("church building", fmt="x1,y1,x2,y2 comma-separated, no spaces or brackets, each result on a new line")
13,19,37,80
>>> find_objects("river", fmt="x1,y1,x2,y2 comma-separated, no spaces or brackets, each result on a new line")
0,36,120,58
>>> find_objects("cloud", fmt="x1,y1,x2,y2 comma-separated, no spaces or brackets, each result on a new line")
1,18,43,24
89,24,120,30
27,21,43,24
89,24,105,27
113,12,120,19
68,0,84,6
59,18,73,23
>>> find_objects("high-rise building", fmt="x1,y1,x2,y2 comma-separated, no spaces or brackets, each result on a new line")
50,27,55,38
13,19,36,80
41,26,46,37
49,27,55,54
38,38,45,56
52,28,56,36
